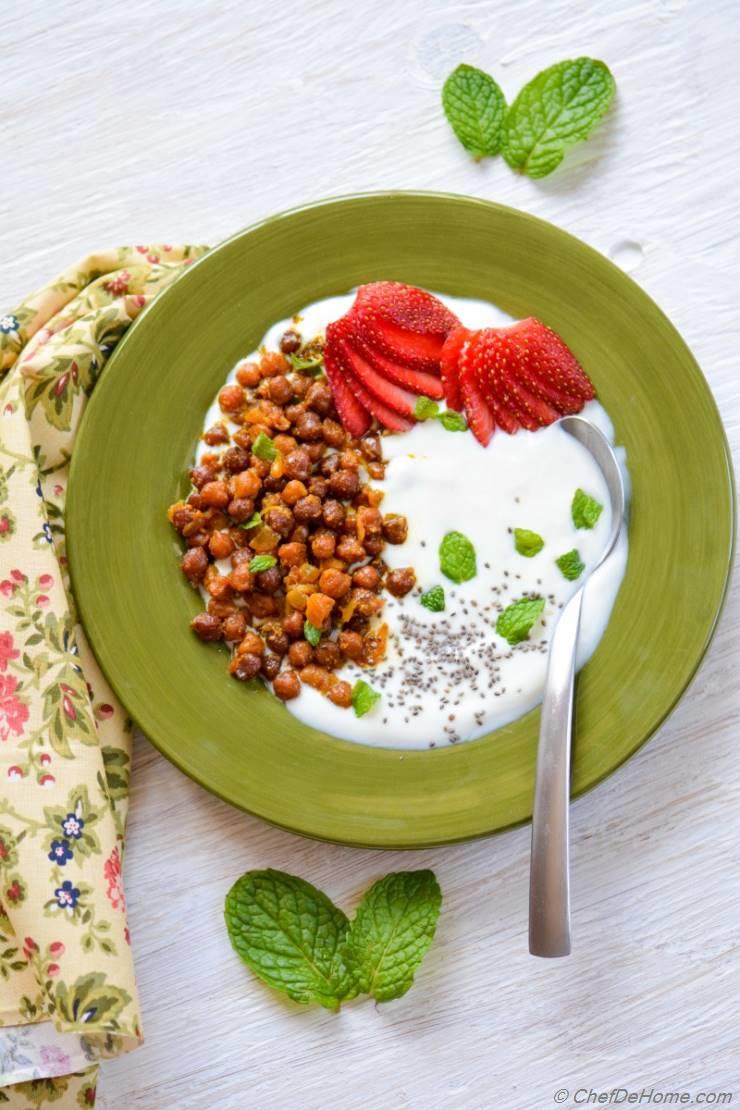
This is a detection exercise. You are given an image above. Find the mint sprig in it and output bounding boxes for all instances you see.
[514,528,544,558]
[413,397,468,433]
[496,596,545,645]
[439,530,477,584]
[225,869,442,1009]
[571,488,604,529]
[442,57,615,178]
[248,554,277,573]
[352,679,381,718]
[224,870,352,1010]
[442,64,507,160]
[555,548,585,581]
[252,432,279,463]
[414,396,439,420]
[343,872,442,1002]
[304,620,321,647]
[420,585,445,612]
[239,510,262,531]
[502,58,616,179]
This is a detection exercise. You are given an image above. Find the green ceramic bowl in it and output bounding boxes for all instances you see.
[67,193,734,848]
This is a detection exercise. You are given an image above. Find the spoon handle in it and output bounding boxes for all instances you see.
[529,589,584,958]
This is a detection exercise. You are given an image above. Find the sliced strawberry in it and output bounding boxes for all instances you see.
[335,335,418,419]
[458,344,495,446]
[350,304,445,372]
[503,379,560,427]
[346,332,444,399]
[355,282,459,338]
[504,318,595,402]
[439,326,470,412]
[328,330,414,433]
[323,344,371,437]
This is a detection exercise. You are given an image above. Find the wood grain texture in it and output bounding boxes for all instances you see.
[3,1,739,1107]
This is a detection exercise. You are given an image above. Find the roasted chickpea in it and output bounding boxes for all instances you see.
[232,469,262,499]
[262,505,294,538]
[191,612,222,641]
[229,563,254,592]
[283,447,312,482]
[295,411,323,441]
[382,513,408,544]
[247,593,277,618]
[181,546,208,584]
[338,629,364,660]
[352,564,380,590]
[290,374,312,398]
[305,441,325,463]
[320,453,341,477]
[198,481,229,508]
[299,664,331,692]
[236,361,261,388]
[255,566,282,594]
[315,640,341,670]
[260,652,282,681]
[360,434,382,461]
[227,497,256,523]
[305,381,333,415]
[282,610,305,640]
[290,524,310,544]
[219,384,245,412]
[273,670,301,700]
[310,530,336,560]
[203,423,230,446]
[229,653,262,680]
[268,375,294,405]
[278,541,307,567]
[352,588,384,617]
[327,680,352,708]
[336,536,366,564]
[208,531,235,560]
[322,419,346,448]
[222,447,250,474]
[279,330,302,354]
[288,640,314,668]
[322,499,345,531]
[319,568,351,600]
[386,567,416,597]
[281,479,308,506]
[293,494,323,524]
[263,624,290,655]
[328,469,359,500]
[260,351,289,377]
[222,611,247,642]
[364,534,386,556]
[285,402,306,423]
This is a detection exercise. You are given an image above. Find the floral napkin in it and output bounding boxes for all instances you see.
[0,245,208,1107]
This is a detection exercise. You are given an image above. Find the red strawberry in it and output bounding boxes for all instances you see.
[328,330,414,433]
[350,283,459,372]
[329,325,418,419]
[323,345,371,438]
[439,326,471,412]
[458,343,495,446]
[344,326,444,398]
[355,282,459,337]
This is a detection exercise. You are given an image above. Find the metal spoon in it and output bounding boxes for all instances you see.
[528,415,625,958]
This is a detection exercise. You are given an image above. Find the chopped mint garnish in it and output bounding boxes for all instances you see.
[252,432,279,462]
[414,396,440,420]
[571,488,604,529]
[303,620,321,647]
[343,871,442,1002]
[438,410,468,432]
[442,63,507,160]
[224,870,353,1010]
[496,596,545,645]
[439,531,477,584]
[514,528,544,558]
[420,585,446,612]
[555,549,585,581]
[352,680,381,718]
[248,554,277,573]
[502,58,616,179]
[239,511,262,530]
[288,351,324,375]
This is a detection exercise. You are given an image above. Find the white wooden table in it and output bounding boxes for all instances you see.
[4,2,740,1107]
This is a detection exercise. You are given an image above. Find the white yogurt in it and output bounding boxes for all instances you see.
[197,293,629,750]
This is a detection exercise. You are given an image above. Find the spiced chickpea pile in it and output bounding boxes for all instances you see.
[167,331,417,709]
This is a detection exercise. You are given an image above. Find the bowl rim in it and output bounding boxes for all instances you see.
[67,190,736,848]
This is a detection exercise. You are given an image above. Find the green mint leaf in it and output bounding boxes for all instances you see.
[439,530,477,583]
[248,554,277,573]
[502,58,616,179]
[414,396,440,420]
[438,410,468,432]
[343,871,442,1002]
[496,596,545,645]
[555,549,585,581]
[304,620,321,647]
[420,585,445,612]
[288,350,324,373]
[514,528,544,558]
[352,680,381,718]
[239,511,262,531]
[442,64,507,160]
[571,488,604,529]
[224,869,352,1010]
[252,432,279,462]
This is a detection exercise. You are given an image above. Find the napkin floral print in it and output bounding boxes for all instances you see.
[0,245,208,1102]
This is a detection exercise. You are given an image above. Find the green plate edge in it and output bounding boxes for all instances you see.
[67,191,736,849]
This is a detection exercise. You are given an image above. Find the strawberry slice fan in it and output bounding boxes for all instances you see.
[323,283,596,445]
